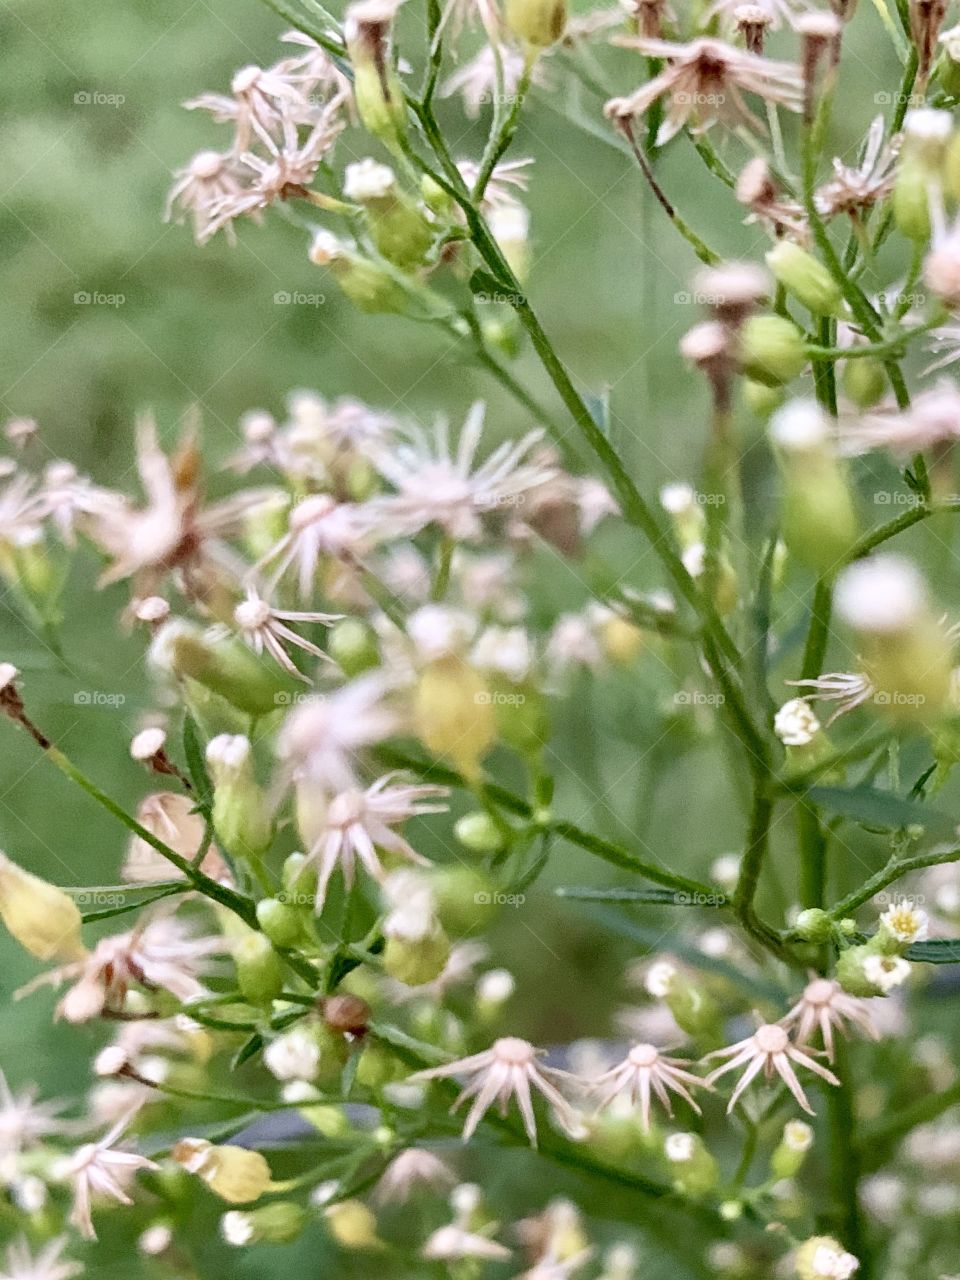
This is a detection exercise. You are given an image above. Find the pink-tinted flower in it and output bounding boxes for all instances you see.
[780,978,879,1061]
[64,1113,158,1239]
[704,1022,840,1115]
[411,1037,580,1146]
[589,1043,709,1130]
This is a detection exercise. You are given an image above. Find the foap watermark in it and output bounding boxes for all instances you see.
[874,490,923,507]
[274,290,326,307]
[274,690,327,707]
[674,690,725,706]
[74,89,126,108]
[474,291,526,305]
[475,890,525,908]
[73,690,126,708]
[673,890,727,906]
[73,889,127,909]
[74,291,125,308]
[874,90,925,106]
[874,690,926,709]
[475,690,526,706]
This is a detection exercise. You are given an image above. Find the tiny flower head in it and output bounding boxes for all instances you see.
[410,1037,580,1146]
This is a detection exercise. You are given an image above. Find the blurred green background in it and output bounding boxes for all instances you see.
[0,0,951,1272]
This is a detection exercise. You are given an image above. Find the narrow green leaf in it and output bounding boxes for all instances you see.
[908,938,960,963]
[809,784,958,839]
[182,714,213,811]
[556,886,727,907]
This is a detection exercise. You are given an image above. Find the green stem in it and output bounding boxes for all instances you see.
[827,845,960,919]
[373,744,719,897]
[826,1042,870,1274]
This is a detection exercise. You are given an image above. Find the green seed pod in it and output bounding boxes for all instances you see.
[794,907,833,943]
[893,158,931,242]
[769,400,859,575]
[743,378,785,417]
[345,5,407,148]
[454,810,506,854]
[664,1133,719,1197]
[234,932,284,1007]
[150,620,291,717]
[738,314,807,387]
[206,734,273,859]
[842,354,887,409]
[766,241,843,317]
[429,865,500,934]
[328,618,381,677]
[256,897,307,949]
[223,1202,307,1246]
[382,928,451,986]
[505,0,566,44]
[770,1120,814,1179]
[835,556,952,722]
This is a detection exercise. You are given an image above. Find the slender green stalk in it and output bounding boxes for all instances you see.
[827,845,960,919]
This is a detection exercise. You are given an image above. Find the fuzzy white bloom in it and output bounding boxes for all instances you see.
[784,1120,814,1151]
[660,482,697,516]
[263,1027,321,1082]
[862,954,912,993]
[644,959,678,998]
[407,605,476,660]
[221,1211,255,1246]
[382,869,438,942]
[309,230,344,264]
[476,968,515,1004]
[880,901,929,944]
[343,157,396,201]
[903,106,953,143]
[710,854,741,890]
[834,556,927,635]
[130,728,166,762]
[64,1113,159,1239]
[681,542,707,579]
[0,662,19,692]
[769,399,829,451]
[1,1237,83,1280]
[134,597,171,624]
[471,626,533,682]
[803,1239,860,1278]
[138,1224,173,1256]
[774,698,822,747]
[206,733,251,777]
[664,1132,697,1162]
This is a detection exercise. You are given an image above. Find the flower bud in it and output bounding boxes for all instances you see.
[769,399,858,574]
[454,810,506,854]
[795,907,833,943]
[414,656,496,780]
[383,928,451,986]
[150,620,290,717]
[766,241,843,317]
[328,618,380,676]
[774,698,833,772]
[325,1199,385,1250]
[206,734,273,859]
[355,1040,406,1088]
[738,314,807,386]
[842,354,887,409]
[505,0,567,46]
[743,378,785,417]
[835,556,952,721]
[660,483,705,549]
[234,931,284,1007]
[256,897,309,949]
[344,0,407,147]
[310,234,411,315]
[771,1120,814,1179]
[345,160,433,270]
[173,1139,273,1203]
[222,1202,307,1246]
[429,865,500,934]
[664,1132,719,1196]
[793,1236,860,1280]
[282,850,318,903]
[893,158,933,242]
[0,851,85,961]
[836,941,911,995]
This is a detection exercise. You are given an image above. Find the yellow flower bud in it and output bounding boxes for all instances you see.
[173,1139,273,1204]
[0,852,85,961]
[766,241,843,317]
[505,0,567,46]
[413,656,496,779]
[324,1199,385,1250]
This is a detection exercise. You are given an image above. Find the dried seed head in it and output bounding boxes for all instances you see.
[734,5,771,53]
[691,262,771,324]
[322,993,372,1033]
